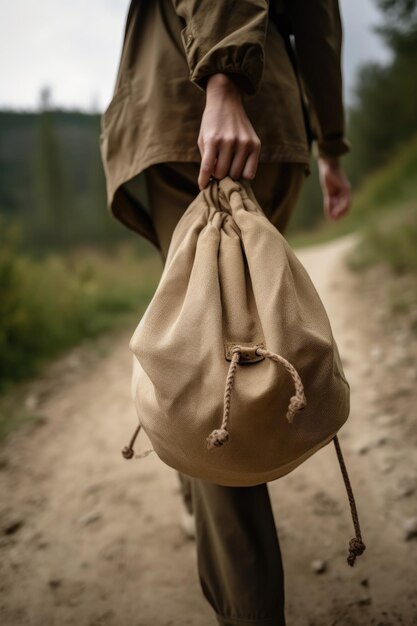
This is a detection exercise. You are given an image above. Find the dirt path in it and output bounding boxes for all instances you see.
[1,235,417,626]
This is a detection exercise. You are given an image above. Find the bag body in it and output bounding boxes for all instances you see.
[129,176,350,486]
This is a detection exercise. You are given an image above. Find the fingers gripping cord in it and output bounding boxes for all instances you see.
[206,345,307,450]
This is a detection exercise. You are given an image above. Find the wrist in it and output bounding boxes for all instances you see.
[318,155,341,169]
[206,73,243,102]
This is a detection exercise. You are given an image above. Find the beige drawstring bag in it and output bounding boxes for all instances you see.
[124,176,366,566]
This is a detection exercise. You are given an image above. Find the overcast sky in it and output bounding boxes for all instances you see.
[0,0,391,112]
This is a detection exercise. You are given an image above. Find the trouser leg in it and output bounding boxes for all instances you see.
[125,161,305,625]
[191,479,286,626]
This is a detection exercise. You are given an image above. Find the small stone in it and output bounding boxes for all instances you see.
[357,596,372,607]
[25,394,39,411]
[311,559,327,574]
[358,445,369,455]
[3,520,24,536]
[353,440,370,455]
[360,578,369,588]
[403,517,417,541]
[49,578,62,589]
[79,511,102,526]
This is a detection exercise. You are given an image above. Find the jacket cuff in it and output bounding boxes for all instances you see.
[316,135,351,159]
[182,27,264,96]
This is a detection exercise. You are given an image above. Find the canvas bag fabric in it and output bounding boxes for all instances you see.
[125,176,366,566]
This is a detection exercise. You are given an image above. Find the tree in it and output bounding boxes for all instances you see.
[33,87,71,251]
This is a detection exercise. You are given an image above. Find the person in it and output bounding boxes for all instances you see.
[100,1,352,624]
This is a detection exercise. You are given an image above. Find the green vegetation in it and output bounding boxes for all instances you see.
[0,222,161,392]
[346,138,417,276]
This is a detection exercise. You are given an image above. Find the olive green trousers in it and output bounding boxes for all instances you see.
[124,161,305,626]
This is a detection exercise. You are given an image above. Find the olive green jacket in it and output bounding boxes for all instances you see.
[100,0,350,251]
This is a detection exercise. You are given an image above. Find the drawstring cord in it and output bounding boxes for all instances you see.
[332,434,367,566]
[122,424,142,459]
[205,347,241,448]
[121,423,153,460]
[206,345,306,449]
[207,344,366,567]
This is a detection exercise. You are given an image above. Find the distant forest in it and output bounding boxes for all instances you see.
[0,105,137,256]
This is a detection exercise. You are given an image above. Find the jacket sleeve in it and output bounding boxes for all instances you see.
[284,0,350,158]
[170,0,269,95]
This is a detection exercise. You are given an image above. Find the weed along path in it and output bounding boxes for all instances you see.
[1,235,417,626]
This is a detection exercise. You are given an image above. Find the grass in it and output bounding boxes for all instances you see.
[0,224,161,393]
[347,201,417,274]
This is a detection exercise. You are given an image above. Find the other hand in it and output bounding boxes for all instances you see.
[318,156,352,220]
[197,73,261,190]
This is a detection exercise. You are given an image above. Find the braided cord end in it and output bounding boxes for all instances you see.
[347,537,366,567]
[206,428,229,450]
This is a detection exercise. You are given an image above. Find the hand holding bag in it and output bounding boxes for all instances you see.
[124,176,366,566]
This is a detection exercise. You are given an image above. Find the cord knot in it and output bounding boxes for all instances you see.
[121,445,135,460]
[206,428,229,449]
[347,536,366,567]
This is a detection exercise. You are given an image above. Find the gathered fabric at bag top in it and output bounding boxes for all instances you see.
[125,176,366,567]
